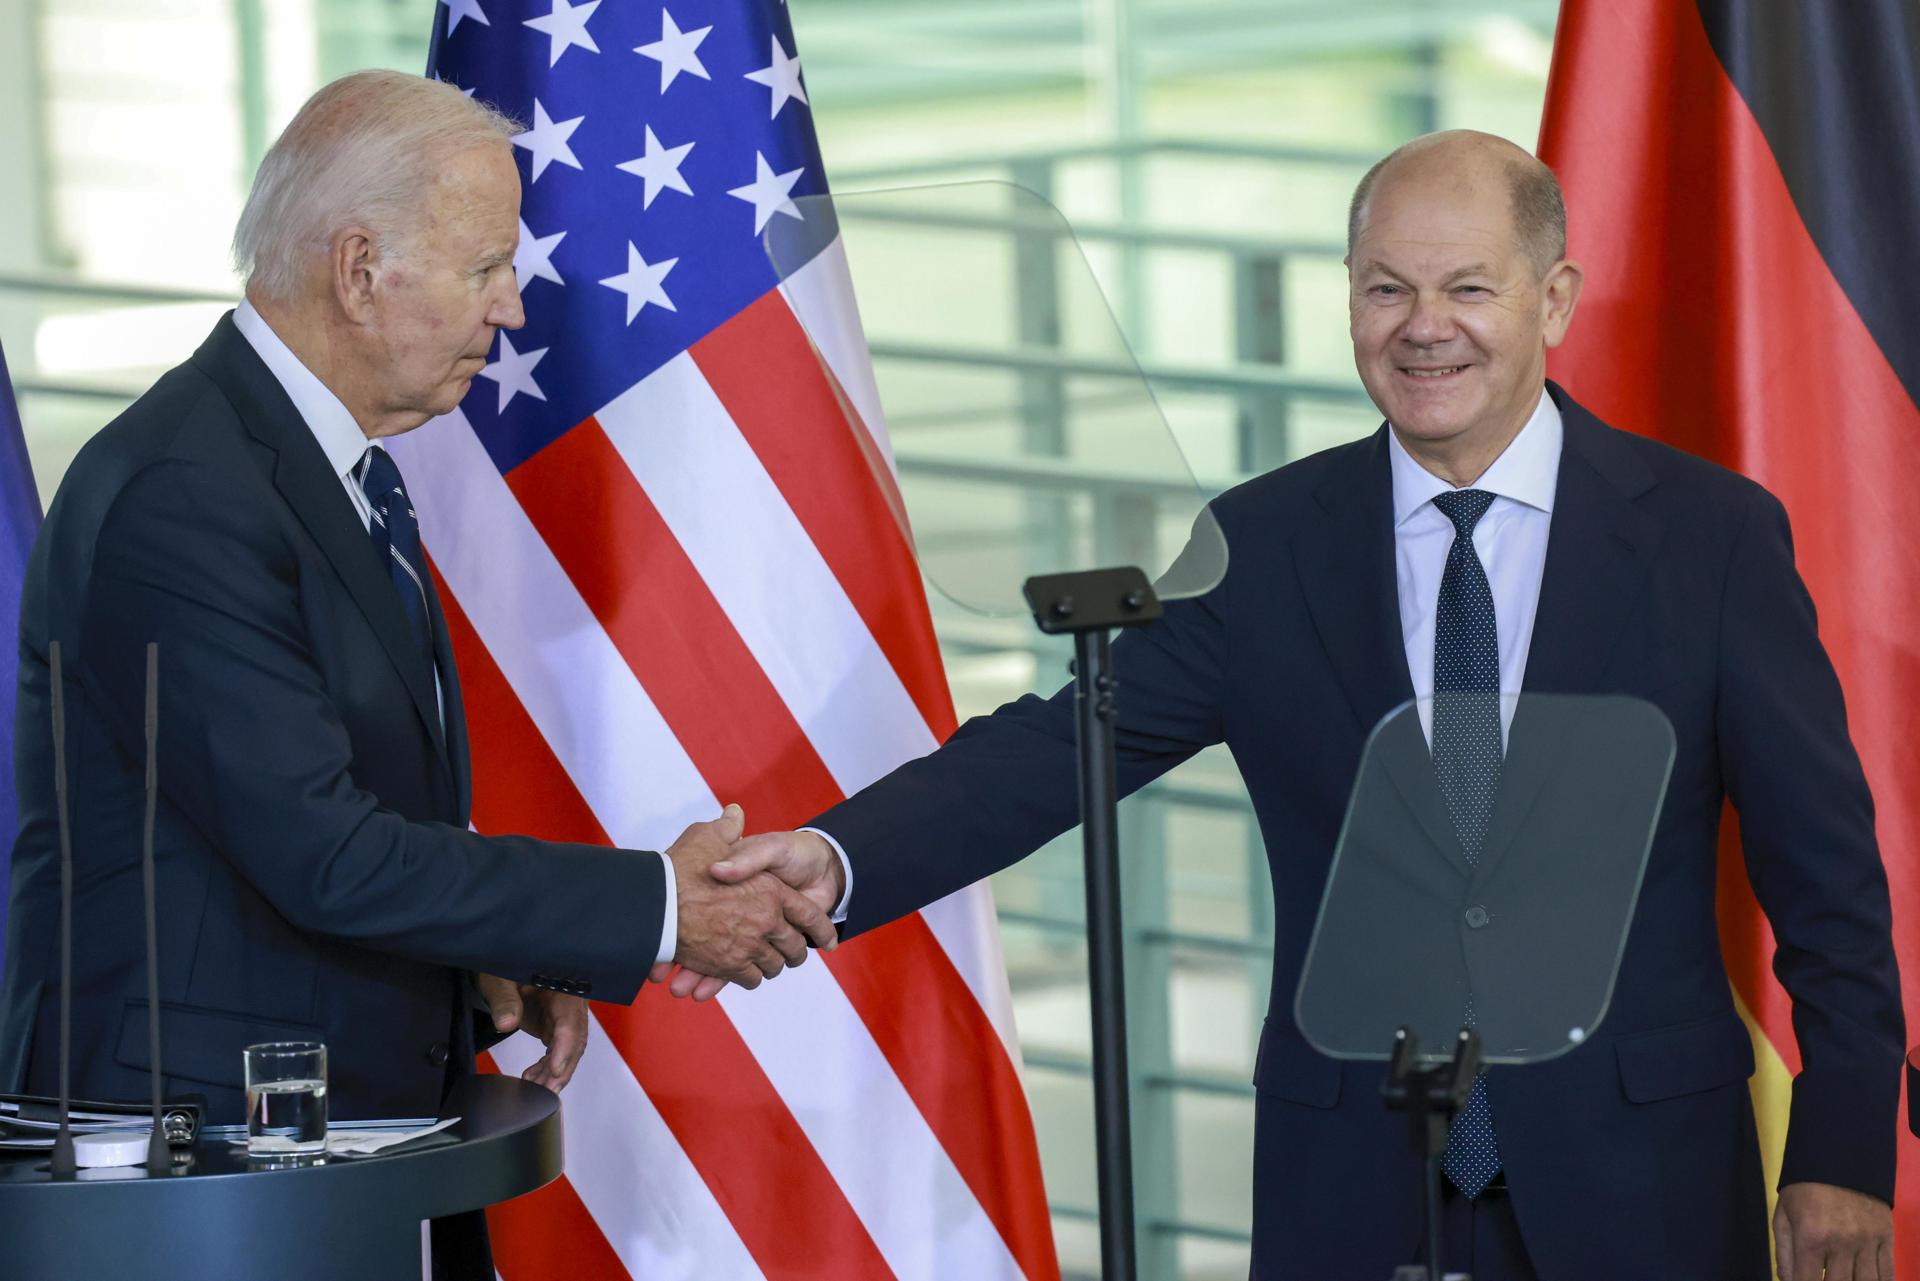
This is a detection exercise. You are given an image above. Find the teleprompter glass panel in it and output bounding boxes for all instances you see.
[1296,694,1675,1066]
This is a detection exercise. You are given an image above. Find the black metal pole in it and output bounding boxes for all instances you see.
[1424,1123,1446,1280]
[1074,627,1137,1281]
[48,642,75,1180]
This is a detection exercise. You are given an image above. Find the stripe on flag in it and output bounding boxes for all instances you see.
[692,290,951,739]
[594,353,938,794]
[397,410,715,851]
[719,965,1026,1280]
[505,418,845,829]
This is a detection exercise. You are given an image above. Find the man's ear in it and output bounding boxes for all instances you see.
[1541,258,1585,349]
[331,227,380,325]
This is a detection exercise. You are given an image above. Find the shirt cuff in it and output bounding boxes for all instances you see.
[799,827,854,923]
[655,850,677,967]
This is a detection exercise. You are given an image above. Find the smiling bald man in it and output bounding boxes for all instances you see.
[688,130,1904,1280]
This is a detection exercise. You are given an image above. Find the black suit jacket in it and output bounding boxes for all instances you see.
[812,383,1904,1280]
[0,315,664,1124]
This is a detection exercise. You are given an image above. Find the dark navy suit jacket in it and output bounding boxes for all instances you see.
[814,383,1903,1280]
[0,316,663,1125]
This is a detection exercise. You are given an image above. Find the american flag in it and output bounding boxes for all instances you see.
[396,1,1059,1278]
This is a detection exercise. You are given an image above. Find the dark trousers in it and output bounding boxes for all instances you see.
[1416,1184,1538,1281]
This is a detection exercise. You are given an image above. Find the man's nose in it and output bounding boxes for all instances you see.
[1401,291,1455,345]
[490,280,526,331]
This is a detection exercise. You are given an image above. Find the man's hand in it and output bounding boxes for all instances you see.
[1775,1181,1894,1281]
[713,829,845,913]
[666,806,837,991]
[475,972,588,1093]
[651,829,846,1001]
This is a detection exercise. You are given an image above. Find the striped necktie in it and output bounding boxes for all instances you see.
[358,446,434,665]
[1430,487,1504,1199]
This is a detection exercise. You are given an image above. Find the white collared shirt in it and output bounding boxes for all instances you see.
[231,301,680,966]
[1389,387,1562,739]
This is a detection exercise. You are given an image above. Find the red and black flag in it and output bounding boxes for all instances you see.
[1539,0,1920,1264]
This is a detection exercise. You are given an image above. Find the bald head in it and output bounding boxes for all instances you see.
[1347,131,1566,277]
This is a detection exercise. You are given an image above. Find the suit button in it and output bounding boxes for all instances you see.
[426,1042,450,1068]
[1464,905,1491,929]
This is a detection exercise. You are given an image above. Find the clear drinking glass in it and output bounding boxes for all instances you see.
[244,1041,328,1156]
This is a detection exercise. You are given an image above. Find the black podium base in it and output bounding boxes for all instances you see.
[0,1074,561,1281]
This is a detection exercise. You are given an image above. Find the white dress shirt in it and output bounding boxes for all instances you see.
[1390,387,1562,740]
[231,301,679,966]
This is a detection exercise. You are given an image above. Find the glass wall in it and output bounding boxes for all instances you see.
[0,1,1558,1275]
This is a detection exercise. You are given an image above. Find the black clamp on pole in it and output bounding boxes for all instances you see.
[1384,1026,1482,1281]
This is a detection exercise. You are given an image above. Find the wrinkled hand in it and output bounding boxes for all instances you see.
[475,972,588,1093]
[664,806,837,993]
[1775,1181,1894,1281]
[652,829,846,1001]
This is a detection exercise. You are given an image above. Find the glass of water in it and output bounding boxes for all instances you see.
[244,1041,328,1157]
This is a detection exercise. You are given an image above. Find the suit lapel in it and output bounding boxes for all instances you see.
[193,316,454,780]
[1295,429,1466,864]
[1477,387,1661,878]
[1294,427,1416,737]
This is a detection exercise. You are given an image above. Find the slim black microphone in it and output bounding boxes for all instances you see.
[141,643,167,1175]
[47,642,75,1179]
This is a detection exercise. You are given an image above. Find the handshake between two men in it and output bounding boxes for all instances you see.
[478,806,847,1092]
[649,804,846,999]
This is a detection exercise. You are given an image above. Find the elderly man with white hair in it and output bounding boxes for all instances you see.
[0,70,833,1276]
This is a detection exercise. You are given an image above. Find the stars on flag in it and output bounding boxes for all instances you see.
[441,0,488,36]
[743,35,808,119]
[515,218,566,290]
[522,0,600,68]
[514,99,584,181]
[635,10,712,93]
[727,153,806,234]
[616,127,696,208]
[436,0,829,446]
[478,333,549,412]
[599,243,679,322]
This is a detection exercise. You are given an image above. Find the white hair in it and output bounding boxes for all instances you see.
[232,70,521,301]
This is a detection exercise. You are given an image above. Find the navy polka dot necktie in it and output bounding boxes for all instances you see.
[1430,488,1504,1199]
[358,447,434,666]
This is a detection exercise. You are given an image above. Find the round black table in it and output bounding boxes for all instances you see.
[0,1075,562,1280]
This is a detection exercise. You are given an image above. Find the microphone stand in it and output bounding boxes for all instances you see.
[141,643,168,1174]
[47,643,75,1180]
[44,641,172,1177]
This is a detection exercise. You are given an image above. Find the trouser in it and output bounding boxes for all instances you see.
[1415,1178,1539,1281]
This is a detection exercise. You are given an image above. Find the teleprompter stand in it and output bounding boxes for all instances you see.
[1383,1025,1482,1281]
[1296,695,1677,1281]
[1024,565,1163,1281]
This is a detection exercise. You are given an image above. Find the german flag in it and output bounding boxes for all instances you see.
[1539,0,1920,1270]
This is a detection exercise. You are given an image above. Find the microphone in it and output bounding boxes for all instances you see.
[47,642,75,1180]
[141,642,167,1174]
[44,642,171,1176]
